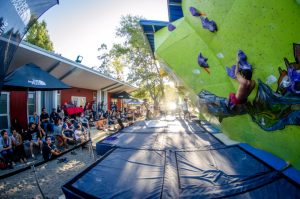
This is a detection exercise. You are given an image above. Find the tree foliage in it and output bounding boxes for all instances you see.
[97,15,165,105]
[24,20,54,51]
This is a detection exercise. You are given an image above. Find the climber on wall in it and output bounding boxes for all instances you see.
[228,53,256,110]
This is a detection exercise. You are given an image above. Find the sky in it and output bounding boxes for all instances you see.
[39,0,168,67]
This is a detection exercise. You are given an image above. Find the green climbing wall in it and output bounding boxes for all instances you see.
[155,0,300,169]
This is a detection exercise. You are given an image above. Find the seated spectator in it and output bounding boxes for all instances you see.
[62,129,76,145]
[78,113,89,129]
[11,128,27,163]
[53,118,68,148]
[40,108,52,133]
[74,124,87,144]
[42,136,61,161]
[0,130,14,168]
[62,117,75,131]
[27,123,43,159]
[29,112,40,125]
[95,116,107,130]
[116,112,125,130]
[37,124,46,141]
[11,118,24,135]
[107,110,117,125]
[50,108,61,123]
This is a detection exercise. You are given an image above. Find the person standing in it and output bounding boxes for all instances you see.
[143,99,150,120]
[92,101,97,121]
[182,97,190,120]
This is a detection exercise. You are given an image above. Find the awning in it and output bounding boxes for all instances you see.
[168,0,183,22]
[8,41,137,93]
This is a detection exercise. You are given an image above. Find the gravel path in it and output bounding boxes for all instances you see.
[0,147,99,199]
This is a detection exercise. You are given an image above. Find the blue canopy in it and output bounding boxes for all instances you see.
[111,91,133,99]
[140,20,169,55]
[3,63,70,91]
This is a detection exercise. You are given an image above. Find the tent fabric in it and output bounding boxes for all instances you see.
[111,91,133,99]
[176,147,278,198]
[3,63,70,91]
[62,119,300,198]
[70,148,165,199]
[121,125,165,133]
[124,98,143,105]
[239,143,288,171]
[102,132,161,150]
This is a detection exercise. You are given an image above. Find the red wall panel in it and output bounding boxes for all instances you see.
[60,87,96,107]
[10,91,28,129]
[117,99,121,111]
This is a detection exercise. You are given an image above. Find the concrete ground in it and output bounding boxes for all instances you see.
[0,121,136,199]
[0,147,99,199]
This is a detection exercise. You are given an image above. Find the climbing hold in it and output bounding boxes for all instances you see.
[168,23,176,31]
[198,53,208,67]
[226,65,237,79]
[200,17,218,32]
[237,50,252,71]
[217,52,224,59]
[237,50,247,61]
[190,7,198,16]
[288,67,300,94]
[192,69,201,74]
[266,75,277,85]
[198,53,210,74]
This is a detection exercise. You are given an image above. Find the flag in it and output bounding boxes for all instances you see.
[0,0,59,92]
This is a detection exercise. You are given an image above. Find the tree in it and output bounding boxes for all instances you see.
[97,43,114,77]
[98,15,165,107]
[24,20,54,51]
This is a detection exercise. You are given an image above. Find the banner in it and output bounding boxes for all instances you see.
[0,0,59,92]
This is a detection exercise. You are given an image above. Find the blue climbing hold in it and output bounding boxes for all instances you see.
[168,23,176,31]
[200,17,218,32]
[198,53,209,68]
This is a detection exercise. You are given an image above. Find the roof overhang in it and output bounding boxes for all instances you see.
[140,0,183,56]
[140,20,168,56]
[168,0,183,22]
[9,41,137,93]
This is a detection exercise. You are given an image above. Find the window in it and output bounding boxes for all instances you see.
[0,92,10,131]
[27,92,36,121]
[71,96,86,107]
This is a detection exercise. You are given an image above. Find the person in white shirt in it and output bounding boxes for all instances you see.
[74,124,87,143]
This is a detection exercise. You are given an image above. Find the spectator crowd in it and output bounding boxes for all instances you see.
[0,101,140,170]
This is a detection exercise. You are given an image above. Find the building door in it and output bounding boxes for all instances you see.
[0,92,10,131]
[27,92,36,122]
